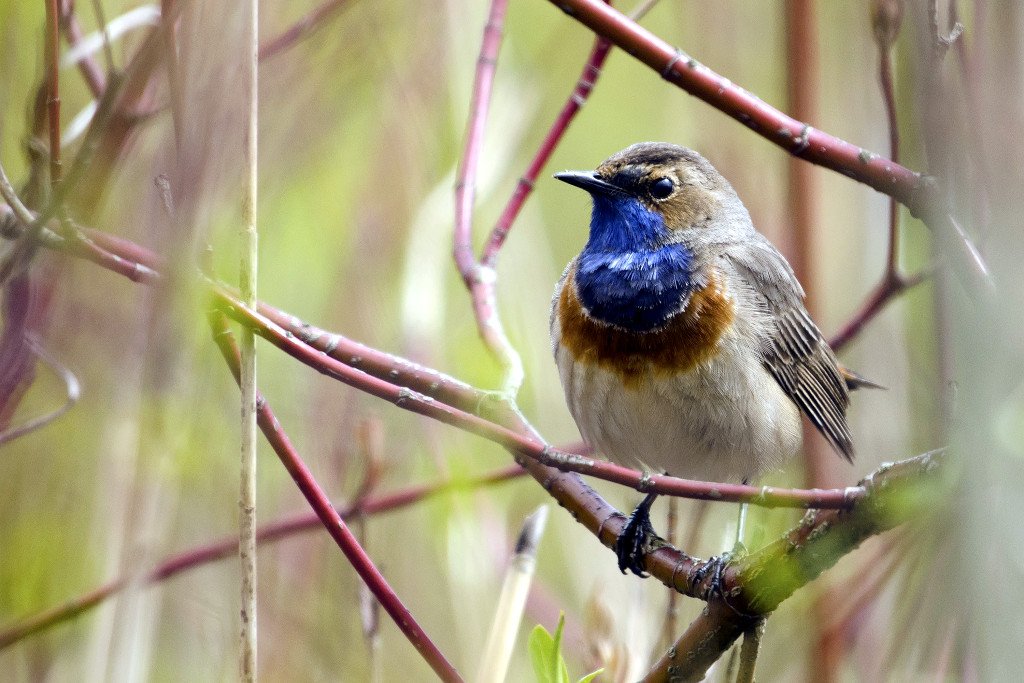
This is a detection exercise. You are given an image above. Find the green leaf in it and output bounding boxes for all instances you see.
[528,613,603,683]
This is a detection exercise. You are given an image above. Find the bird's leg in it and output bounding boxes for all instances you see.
[693,486,752,599]
[732,478,752,558]
[733,501,749,557]
[616,491,659,577]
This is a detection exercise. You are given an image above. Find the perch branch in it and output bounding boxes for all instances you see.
[642,450,944,681]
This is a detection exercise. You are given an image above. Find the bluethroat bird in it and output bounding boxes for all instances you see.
[551,142,861,575]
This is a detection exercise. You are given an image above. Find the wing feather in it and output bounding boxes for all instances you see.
[726,238,854,461]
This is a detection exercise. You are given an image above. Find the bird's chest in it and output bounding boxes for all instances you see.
[552,262,800,479]
[553,337,796,480]
[556,261,736,388]
[573,244,696,332]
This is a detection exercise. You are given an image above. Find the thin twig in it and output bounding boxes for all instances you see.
[874,0,903,277]
[59,0,107,96]
[239,0,260,676]
[827,2,921,355]
[545,0,991,291]
[453,0,524,395]
[0,161,36,227]
[475,0,659,266]
[258,0,354,61]
[0,464,525,650]
[208,314,463,682]
[19,67,127,234]
[480,0,613,267]
[829,270,927,352]
[44,0,63,189]
[0,338,80,446]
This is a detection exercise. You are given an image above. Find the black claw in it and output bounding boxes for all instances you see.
[692,542,746,598]
[691,554,727,598]
[616,493,658,577]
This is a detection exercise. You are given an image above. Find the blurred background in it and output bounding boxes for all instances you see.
[0,0,1021,680]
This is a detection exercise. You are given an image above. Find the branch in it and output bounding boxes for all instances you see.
[59,0,107,97]
[208,313,463,682]
[825,0,930,354]
[452,0,524,395]
[238,0,260,676]
[0,338,80,446]
[544,0,991,292]
[549,0,922,205]
[258,0,354,61]
[829,270,927,352]
[642,450,944,680]
[212,282,873,511]
[480,1,613,267]
[0,464,525,650]
[44,0,63,189]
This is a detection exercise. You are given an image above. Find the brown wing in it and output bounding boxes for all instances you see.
[725,237,854,461]
[763,307,853,461]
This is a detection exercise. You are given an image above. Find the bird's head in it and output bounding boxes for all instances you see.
[555,142,748,253]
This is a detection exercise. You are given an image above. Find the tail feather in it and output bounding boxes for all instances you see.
[840,366,886,392]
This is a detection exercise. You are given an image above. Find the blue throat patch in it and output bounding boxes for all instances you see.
[575,194,697,332]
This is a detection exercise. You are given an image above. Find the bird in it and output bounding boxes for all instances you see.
[549,142,859,576]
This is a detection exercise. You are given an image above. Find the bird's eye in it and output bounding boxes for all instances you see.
[649,177,674,199]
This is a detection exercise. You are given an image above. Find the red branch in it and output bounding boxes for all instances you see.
[451,0,523,391]
[480,8,613,267]
[258,0,354,61]
[829,271,925,352]
[829,1,924,354]
[876,5,902,276]
[59,0,106,97]
[208,314,463,682]
[453,0,508,284]
[547,0,926,208]
[0,465,525,650]
[546,0,992,293]
[44,0,62,188]
[212,283,870,510]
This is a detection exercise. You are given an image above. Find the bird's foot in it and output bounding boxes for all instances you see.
[616,493,659,577]
[691,541,746,599]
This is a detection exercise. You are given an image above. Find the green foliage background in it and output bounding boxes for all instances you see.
[1,1,1021,680]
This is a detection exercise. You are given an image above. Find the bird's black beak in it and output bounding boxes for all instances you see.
[554,170,626,197]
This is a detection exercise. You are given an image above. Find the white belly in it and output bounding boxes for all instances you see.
[553,334,801,482]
